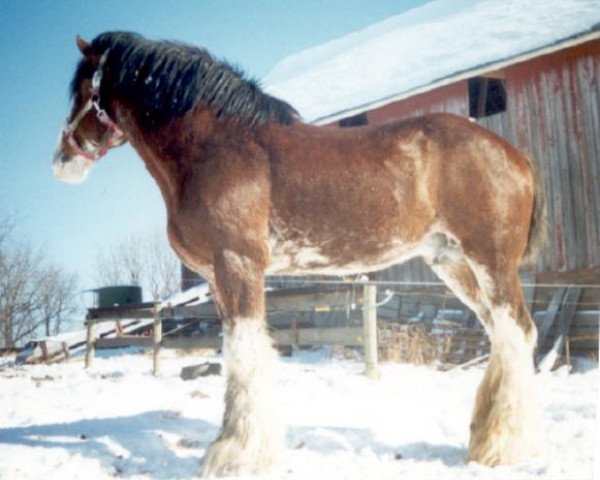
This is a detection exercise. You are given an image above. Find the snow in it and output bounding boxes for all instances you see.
[0,347,597,479]
[161,284,212,309]
[264,0,600,123]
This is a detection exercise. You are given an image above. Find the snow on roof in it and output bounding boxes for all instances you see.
[264,0,600,123]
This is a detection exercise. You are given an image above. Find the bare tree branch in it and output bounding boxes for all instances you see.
[95,228,180,301]
[0,217,79,348]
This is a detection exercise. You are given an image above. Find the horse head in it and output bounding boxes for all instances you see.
[53,36,126,183]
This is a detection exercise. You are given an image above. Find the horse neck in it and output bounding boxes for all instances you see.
[111,102,190,212]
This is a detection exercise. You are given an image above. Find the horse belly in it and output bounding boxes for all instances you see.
[266,235,423,276]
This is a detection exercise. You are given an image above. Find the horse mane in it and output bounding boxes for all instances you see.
[71,31,299,127]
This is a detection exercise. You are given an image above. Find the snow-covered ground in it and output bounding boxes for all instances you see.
[0,348,597,479]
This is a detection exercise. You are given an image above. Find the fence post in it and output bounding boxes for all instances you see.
[85,318,95,369]
[363,283,380,379]
[153,304,162,376]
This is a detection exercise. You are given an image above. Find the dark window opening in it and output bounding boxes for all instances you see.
[468,77,506,118]
[339,112,368,127]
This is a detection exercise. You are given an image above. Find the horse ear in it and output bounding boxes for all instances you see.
[76,35,90,54]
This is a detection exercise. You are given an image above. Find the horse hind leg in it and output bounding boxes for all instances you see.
[429,253,539,466]
[465,261,539,466]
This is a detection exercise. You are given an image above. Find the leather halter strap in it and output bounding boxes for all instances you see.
[62,50,124,161]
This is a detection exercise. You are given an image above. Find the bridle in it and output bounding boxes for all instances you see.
[62,50,124,161]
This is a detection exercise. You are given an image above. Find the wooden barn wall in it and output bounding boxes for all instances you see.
[501,41,600,272]
[367,81,468,123]
[367,82,468,285]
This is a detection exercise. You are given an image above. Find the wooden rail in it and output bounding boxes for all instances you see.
[82,283,597,374]
[84,285,375,376]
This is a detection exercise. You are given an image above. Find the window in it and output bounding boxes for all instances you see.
[339,112,368,127]
[468,76,506,118]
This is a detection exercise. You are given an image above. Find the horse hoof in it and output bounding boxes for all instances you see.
[468,428,540,466]
[202,436,283,478]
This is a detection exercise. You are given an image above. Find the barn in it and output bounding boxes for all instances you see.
[262,0,599,358]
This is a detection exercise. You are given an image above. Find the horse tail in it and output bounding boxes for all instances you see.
[522,154,548,265]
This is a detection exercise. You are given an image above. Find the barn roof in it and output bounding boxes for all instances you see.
[263,0,600,124]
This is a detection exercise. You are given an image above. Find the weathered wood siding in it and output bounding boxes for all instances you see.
[502,41,600,272]
[367,82,468,122]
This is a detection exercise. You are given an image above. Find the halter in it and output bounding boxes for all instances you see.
[63,50,124,161]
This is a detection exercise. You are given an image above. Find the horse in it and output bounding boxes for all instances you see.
[54,32,547,477]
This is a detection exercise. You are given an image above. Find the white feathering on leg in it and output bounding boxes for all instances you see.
[469,306,541,465]
[202,319,285,477]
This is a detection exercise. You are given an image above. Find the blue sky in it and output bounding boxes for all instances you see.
[0,0,431,293]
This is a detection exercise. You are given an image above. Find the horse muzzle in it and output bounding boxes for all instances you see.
[52,143,94,184]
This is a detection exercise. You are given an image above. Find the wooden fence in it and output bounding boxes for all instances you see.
[81,282,598,375]
[84,285,379,376]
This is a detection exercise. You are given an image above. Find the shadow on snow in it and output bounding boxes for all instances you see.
[0,410,216,478]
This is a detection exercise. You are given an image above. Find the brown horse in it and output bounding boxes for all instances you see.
[54,32,547,477]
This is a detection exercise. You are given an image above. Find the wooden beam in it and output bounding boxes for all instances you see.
[536,288,566,353]
[363,284,380,379]
[162,336,222,350]
[85,320,96,368]
[153,306,162,376]
[272,327,363,347]
[169,286,363,319]
[539,287,582,372]
[87,306,157,322]
[94,327,364,351]
[96,337,153,349]
[481,69,506,79]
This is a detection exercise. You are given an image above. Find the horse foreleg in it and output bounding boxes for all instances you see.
[202,249,284,478]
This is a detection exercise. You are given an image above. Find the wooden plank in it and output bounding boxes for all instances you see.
[569,342,599,351]
[265,286,365,314]
[162,336,222,350]
[539,286,582,371]
[96,337,153,349]
[95,326,364,351]
[87,307,157,322]
[363,284,380,379]
[546,325,599,339]
[61,342,70,359]
[153,307,162,376]
[571,311,600,327]
[536,288,566,351]
[40,341,49,361]
[169,302,218,319]
[272,327,363,347]
[85,321,96,368]
[170,286,364,320]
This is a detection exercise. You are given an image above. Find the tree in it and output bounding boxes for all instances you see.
[0,218,79,348]
[95,229,180,301]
